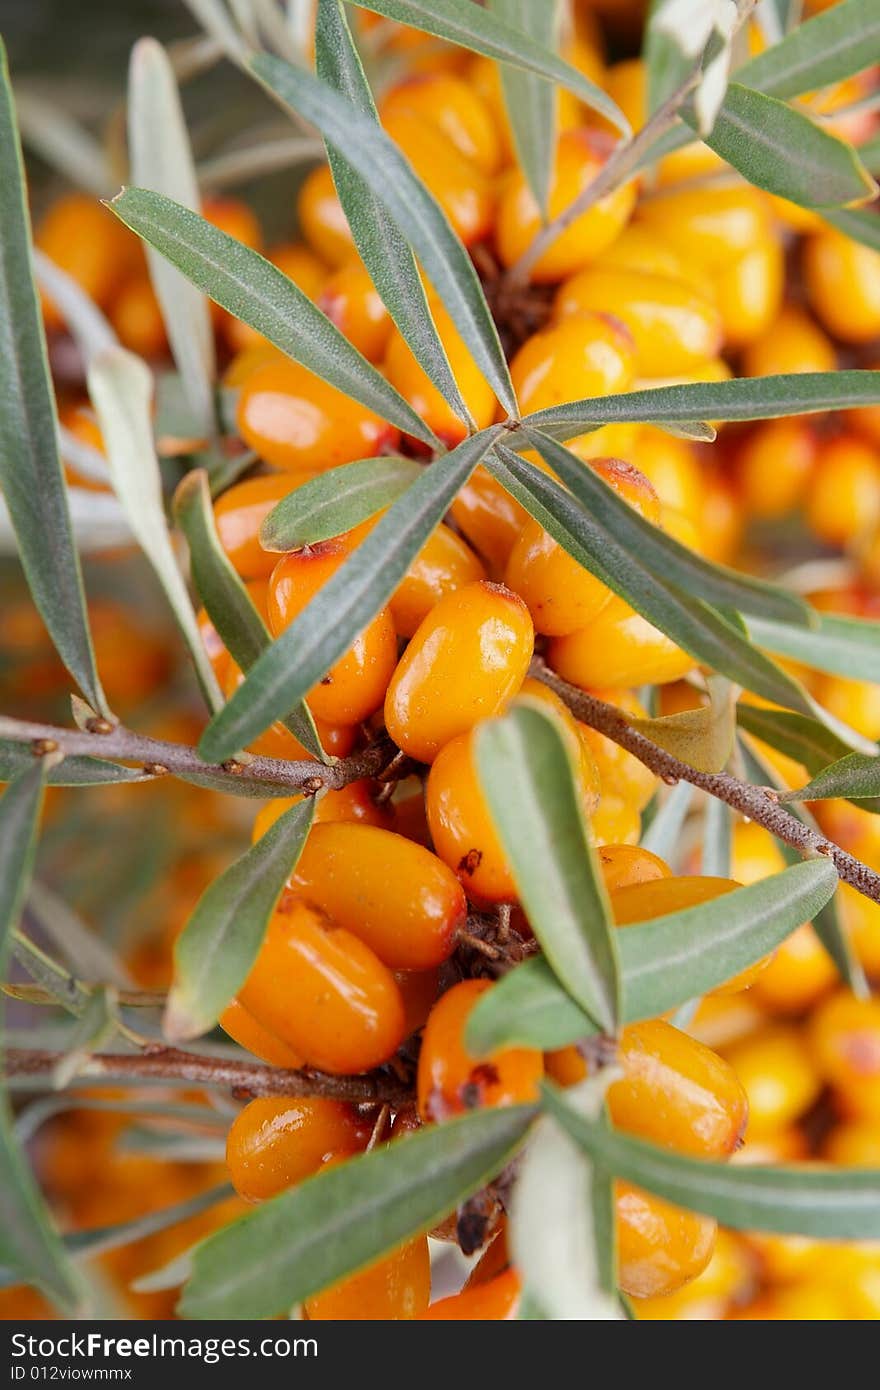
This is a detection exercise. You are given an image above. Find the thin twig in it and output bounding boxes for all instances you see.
[531,659,880,906]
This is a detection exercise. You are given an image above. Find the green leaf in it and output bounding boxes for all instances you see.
[488,445,817,719]
[522,370,880,435]
[174,470,325,762]
[199,426,500,762]
[260,455,423,551]
[781,751,880,809]
[644,0,695,114]
[179,1106,534,1318]
[474,703,620,1032]
[685,83,877,210]
[736,702,860,777]
[347,0,629,133]
[544,1084,880,1240]
[823,206,880,253]
[249,53,516,416]
[639,781,694,862]
[164,797,315,1041]
[86,349,223,713]
[314,0,471,425]
[465,859,839,1053]
[702,796,733,878]
[0,743,143,788]
[128,38,216,435]
[860,133,880,178]
[32,252,117,361]
[748,609,880,683]
[0,764,83,1312]
[9,932,90,1018]
[109,187,436,447]
[0,41,106,717]
[628,677,737,774]
[738,0,880,100]
[489,0,559,214]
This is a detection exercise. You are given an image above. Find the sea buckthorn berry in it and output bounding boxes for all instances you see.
[218,999,304,1069]
[378,73,501,175]
[838,883,880,978]
[297,164,356,266]
[850,361,880,447]
[594,223,715,300]
[449,466,530,573]
[417,979,543,1122]
[291,823,466,970]
[599,844,672,893]
[751,924,837,1015]
[268,543,397,725]
[395,968,440,1037]
[382,109,494,246]
[742,303,837,377]
[390,523,486,638]
[213,474,300,580]
[420,1268,521,1320]
[496,128,637,282]
[304,1238,431,1320]
[616,1181,717,1300]
[317,259,392,362]
[714,235,785,349]
[805,434,880,547]
[222,341,283,389]
[735,419,818,520]
[633,1228,754,1320]
[804,228,880,342]
[220,658,354,761]
[577,689,658,811]
[554,268,722,377]
[238,900,406,1074]
[224,244,327,352]
[636,185,770,272]
[110,276,167,358]
[383,299,497,446]
[226,1097,368,1202]
[621,427,705,520]
[203,196,262,251]
[36,194,141,328]
[251,781,392,843]
[505,458,659,636]
[590,795,641,847]
[821,1120,880,1166]
[809,990,880,1122]
[384,581,534,763]
[517,676,602,806]
[509,313,635,413]
[237,359,400,474]
[723,1024,821,1137]
[548,597,697,689]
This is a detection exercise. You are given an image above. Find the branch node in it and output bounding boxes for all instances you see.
[85,717,114,736]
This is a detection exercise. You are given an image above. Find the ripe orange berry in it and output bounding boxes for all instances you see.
[220,658,356,761]
[616,1182,717,1299]
[383,299,497,446]
[226,1097,368,1202]
[390,522,486,638]
[735,418,818,520]
[268,542,398,725]
[224,244,327,352]
[598,844,672,893]
[509,313,635,413]
[805,434,880,547]
[219,998,304,1069]
[505,458,659,636]
[594,223,715,300]
[590,795,642,847]
[238,900,406,1074]
[395,968,440,1037]
[383,109,494,248]
[304,1238,431,1320]
[838,883,880,978]
[449,466,529,574]
[237,358,400,474]
[577,688,658,811]
[317,259,392,362]
[420,1268,521,1320]
[251,781,392,843]
[36,194,141,328]
[110,276,167,358]
[804,228,880,342]
[741,303,837,377]
[417,979,543,1122]
[635,185,770,272]
[723,1024,821,1137]
[385,581,534,763]
[213,474,300,580]
[632,1228,754,1320]
[496,128,637,282]
[809,990,880,1122]
[850,360,880,447]
[379,73,501,175]
[714,235,785,349]
[298,165,356,266]
[629,426,706,520]
[291,822,466,970]
[548,596,697,689]
[554,268,722,377]
[821,1120,880,1166]
[203,196,262,251]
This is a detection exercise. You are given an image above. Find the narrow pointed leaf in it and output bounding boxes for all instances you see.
[489,0,558,214]
[465,859,838,1053]
[32,251,117,361]
[782,751,880,808]
[736,702,873,782]
[250,53,516,415]
[823,206,880,253]
[738,0,880,100]
[109,187,436,446]
[200,427,501,762]
[260,456,423,551]
[0,41,106,716]
[87,349,223,713]
[315,0,470,424]
[475,704,620,1031]
[544,1085,880,1240]
[702,796,733,878]
[180,1106,534,1318]
[748,609,880,682]
[640,782,694,863]
[0,744,145,787]
[165,797,315,1041]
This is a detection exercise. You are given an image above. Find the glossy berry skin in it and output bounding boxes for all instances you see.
[238,900,406,1074]
[268,542,398,725]
[317,259,392,362]
[395,968,440,1037]
[635,185,770,272]
[383,299,497,446]
[383,109,494,247]
[742,303,836,377]
[723,1024,821,1136]
[251,781,393,843]
[237,359,399,474]
[378,73,501,175]
[218,998,304,1069]
[505,458,659,636]
[509,313,635,413]
[213,474,300,580]
[110,277,167,358]
[629,426,705,520]
[220,658,357,762]
[291,823,466,970]
[804,228,880,343]
[36,194,140,328]
[417,980,543,1122]
[297,164,355,266]
[385,581,534,763]
[598,844,672,893]
[496,128,637,282]
[304,1238,431,1320]
[449,466,529,574]
[595,223,715,300]
[805,434,880,547]
[577,689,658,812]
[420,1268,521,1320]
[554,268,722,377]
[735,419,818,520]
[548,597,696,689]
[717,235,785,348]
[752,923,837,1016]
[390,523,486,638]
[226,1097,368,1202]
[809,991,880,1122]
[617,1182,717,1300]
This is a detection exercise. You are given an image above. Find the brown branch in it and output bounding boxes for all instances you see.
[0,715,397,798]
[4,1046,411,1105]
[531,659,880,906]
